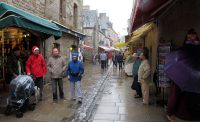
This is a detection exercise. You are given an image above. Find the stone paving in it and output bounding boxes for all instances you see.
[0,62,105,122]
[0,63,198,122]
[91,68,196,122]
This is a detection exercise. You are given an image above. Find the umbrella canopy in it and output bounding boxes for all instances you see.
[164,45,200,93]
[82,44,93,50]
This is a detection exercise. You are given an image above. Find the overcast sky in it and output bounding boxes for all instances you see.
[83,0,134,36]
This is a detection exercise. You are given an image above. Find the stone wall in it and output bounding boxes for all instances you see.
[158,0,200,48]
[44,34,79,83]
[2,0,83,32]
[44,0,83,31]
[44,34,79,61]
[1,0,45,17]
[45,0,60,21]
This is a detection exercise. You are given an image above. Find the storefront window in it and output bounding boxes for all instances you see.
[0,27,33,87]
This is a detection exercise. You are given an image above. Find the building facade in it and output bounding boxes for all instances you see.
[82,6,99,49]
[0,0,84,89]
[1,0,83,57]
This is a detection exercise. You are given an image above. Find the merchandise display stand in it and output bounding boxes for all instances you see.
[156,42,171,107]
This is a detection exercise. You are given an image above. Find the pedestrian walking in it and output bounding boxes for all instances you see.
[100,51,107,69]
[106,52,109,68]
[116,52,124,71]
[112,52,117,68]
[132,53,142,98]
[6,47,24,84]
[67,53,84,103]
[26,46,47,101]
[138,52,151,105]
[47,47,66,103]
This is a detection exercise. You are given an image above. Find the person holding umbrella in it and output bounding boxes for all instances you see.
[166,29,200,121]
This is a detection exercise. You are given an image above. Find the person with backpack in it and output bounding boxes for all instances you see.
[67,53,84,103]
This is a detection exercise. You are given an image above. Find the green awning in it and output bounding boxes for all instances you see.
[52,21,86,40]
[0,2,62,38]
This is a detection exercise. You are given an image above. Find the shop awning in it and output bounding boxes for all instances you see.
[98,46,112,52]
[52,21,86,40]
[82,44,93,50]
[128,22,155,44]
[114,41,127,48]
[130,0,174,33]
[110,47,120,51]
[0,2,62,38]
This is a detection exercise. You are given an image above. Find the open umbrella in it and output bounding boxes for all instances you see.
[164,45,200,93]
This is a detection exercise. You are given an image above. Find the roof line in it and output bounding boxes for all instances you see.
[51,20,85,36]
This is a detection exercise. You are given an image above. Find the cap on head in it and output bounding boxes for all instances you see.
[32,46,39,53]
[72,53,78,58]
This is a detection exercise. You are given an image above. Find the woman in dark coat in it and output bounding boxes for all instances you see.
[6,47,24,83]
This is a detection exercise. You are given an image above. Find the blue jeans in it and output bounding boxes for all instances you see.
[70,81,83,99]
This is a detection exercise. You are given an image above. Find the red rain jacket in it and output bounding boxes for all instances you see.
[26,46,47,77]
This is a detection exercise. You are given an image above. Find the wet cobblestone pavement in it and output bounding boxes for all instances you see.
[0,63,107,122]
[91,69,168,122]
[90,67,197,122]
[0,63,197,122]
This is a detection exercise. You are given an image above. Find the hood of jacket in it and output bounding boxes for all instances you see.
[32,46,39,53]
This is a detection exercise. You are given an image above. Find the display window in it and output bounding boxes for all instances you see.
[0,27,40,90]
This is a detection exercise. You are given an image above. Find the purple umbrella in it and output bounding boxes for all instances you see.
[164,45,200,93]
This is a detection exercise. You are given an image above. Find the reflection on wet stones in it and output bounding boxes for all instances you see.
[61,116,74,122]
[71,68,112,122]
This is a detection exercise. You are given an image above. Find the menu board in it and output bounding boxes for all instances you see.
[157,43,171,87]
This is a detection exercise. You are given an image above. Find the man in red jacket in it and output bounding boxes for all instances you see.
[26,46,47,101]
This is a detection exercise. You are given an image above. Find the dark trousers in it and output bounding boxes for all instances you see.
[106,60,108,68]
[113,61,117,67]
[35,77,44,99]
[101,60,106,69]
[134,75,142,96]
[51,78,64,100]
[118,61,123,70]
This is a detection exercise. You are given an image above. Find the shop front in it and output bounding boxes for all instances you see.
[129,0,200,108]
[0,27,42,90]
[0,2,62,91]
